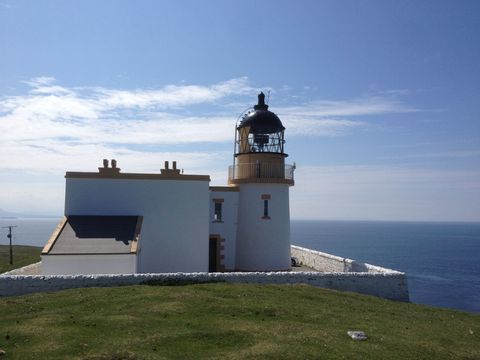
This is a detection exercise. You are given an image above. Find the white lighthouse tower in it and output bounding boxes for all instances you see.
[230,92,295,271]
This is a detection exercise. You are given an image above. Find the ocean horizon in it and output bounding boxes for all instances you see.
[1,217,479,314]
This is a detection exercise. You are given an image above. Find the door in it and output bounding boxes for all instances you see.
[209,237,218,272]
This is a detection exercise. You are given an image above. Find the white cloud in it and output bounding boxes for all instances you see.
[0,78,416,152]
[0,77,253,178]
[278,96,417,118]
[286,117,363,136]
[95,77,253,110]
[271,95,416,137]
[1,77,430,216]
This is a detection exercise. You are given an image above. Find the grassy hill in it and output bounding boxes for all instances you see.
[0,283,478,359]
[0,245,41,274]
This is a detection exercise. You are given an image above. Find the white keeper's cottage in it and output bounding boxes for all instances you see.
[41,93,296,275]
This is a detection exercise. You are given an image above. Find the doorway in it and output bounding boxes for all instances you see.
[209,235,224,272]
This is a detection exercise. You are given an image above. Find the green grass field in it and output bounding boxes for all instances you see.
[0,283,479,360]
[0,245,41,274]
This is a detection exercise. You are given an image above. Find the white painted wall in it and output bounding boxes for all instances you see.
[64,177,210,273]
[41,254,136,275]
[209,191,239,271]
[236,183,291,271]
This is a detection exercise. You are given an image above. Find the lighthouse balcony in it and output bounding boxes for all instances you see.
[228,163,295,185]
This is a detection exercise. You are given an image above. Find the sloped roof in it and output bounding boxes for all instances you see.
[42,215,142,255]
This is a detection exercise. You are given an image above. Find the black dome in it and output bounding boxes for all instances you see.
[238,92,285,134]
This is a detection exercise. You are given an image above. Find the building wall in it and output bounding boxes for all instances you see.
[209,190,239,271]
[64,178,210,273]
[236,183,291,271]
[41,254,136,275]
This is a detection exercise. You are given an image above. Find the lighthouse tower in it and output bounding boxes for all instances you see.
[230,92,295,271]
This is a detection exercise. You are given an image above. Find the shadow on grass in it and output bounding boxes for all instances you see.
[141,278,226,286]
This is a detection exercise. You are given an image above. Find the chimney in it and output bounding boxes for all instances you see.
[99,159,120,175]
[160,160,181,176]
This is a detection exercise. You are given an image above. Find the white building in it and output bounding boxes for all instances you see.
[41,93,295,275]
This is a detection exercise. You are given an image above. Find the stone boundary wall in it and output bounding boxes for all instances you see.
[0,272,409,302]
[290,245,403,274]
[0,246,409,302]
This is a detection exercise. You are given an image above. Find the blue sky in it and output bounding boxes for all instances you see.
[0,0,479,221]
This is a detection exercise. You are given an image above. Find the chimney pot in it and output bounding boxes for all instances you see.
[164,161,169,170]
[103,159,109,168]
[111,159,117,168]
[173,161,177,170]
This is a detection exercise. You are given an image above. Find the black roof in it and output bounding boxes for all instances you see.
[238,92,285,134]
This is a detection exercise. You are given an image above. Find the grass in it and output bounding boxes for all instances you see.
[0,245,41,274]
[0,283,478,359]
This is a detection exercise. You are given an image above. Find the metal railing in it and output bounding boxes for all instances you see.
[228,163,295,182]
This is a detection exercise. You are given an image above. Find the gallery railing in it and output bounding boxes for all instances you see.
[228,163,295,184]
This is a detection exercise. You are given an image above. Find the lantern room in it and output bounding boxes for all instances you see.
[229,93,294,185]
[235,92,286,155]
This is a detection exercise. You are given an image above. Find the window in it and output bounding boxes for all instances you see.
[214,202,222,221]
[212,198,224,222]
[261,194,271,219]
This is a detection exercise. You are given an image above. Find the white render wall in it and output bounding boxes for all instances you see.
[42,254,136,275]
[64,177,210,273]
[236,183,291,271]
[209,190,239,271]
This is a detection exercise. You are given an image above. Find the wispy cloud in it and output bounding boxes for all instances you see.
[94,77,253,110]
[1,77,416,152]
[5,78,474,220]
[0,77,254,175]
[278,96,417,118]
[0,77,418,181]
[272,94,417,136]
[286,117,363,136]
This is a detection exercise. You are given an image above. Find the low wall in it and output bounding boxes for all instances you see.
[0,246,409,302]
[290,245,409,301]
[2,262,42,276]
[0,272,409,302]
[291,245,401,273]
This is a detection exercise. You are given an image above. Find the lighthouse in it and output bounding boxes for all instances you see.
[42,92,295,275]
[230,92,295,271]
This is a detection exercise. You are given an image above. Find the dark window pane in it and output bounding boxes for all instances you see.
[214,202,222,221]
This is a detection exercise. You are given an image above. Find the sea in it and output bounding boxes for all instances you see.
[1,218,479,314]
